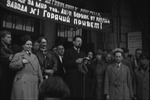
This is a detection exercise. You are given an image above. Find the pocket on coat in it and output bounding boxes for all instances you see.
[14,74,24,84]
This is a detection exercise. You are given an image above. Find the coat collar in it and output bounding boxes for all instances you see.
[20,50,36,71]
[73,47,80,54]
[111,63,123,78]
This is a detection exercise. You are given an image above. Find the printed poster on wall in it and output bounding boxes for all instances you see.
[128,31,142,55]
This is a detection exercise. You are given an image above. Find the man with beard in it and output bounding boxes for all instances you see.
[63,36,87,100]
[35,37,58,80]
[0,30,14,100]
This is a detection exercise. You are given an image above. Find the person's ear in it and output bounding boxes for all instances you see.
[73,41,75,45]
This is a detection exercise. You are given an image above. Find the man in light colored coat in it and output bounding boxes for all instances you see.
[10,35,43,100]
[104,48,133,100]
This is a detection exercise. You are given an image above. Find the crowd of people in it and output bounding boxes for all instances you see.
[0,30,149,100]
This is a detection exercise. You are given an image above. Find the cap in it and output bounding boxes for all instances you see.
[112,48,123,54]
[95,49,103,55]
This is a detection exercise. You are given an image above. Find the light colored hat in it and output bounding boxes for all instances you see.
[112,48,123,54]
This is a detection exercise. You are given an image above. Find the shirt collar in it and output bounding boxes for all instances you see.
[116,63,122,67]
[74,46,80,51]
[74,46,77,50]
[26,50,31,55]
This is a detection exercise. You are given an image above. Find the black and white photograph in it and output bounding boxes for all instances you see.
[0,0,149,100]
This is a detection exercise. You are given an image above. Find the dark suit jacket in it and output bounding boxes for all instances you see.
[0,42,14,77]
[0,42,14,99]
[55,55,66,79]
[35,49,58,77]
[0,43,13,66]
[63,47,86,98]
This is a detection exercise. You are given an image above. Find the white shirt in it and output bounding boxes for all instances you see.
[58,55,63,63]
[74,46,80,53]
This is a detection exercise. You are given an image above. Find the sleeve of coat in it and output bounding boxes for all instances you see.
[52,55,58,72]
[36,56,43,83]
[1,48,10,58]
[104,66,110,95]
[133,69,137,96]
[1,47,13,65]
[127,67,134,98]
[9,53,24,70]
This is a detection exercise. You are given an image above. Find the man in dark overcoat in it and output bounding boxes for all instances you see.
[0,30,14,100]
[134,54,149,100]
[63,36,86,100]
[35,37,58,80]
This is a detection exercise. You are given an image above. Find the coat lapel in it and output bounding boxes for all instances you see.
[116,64,122,78]
[112,64,118,77]
[112,63,122,81]
[57,55,62,64]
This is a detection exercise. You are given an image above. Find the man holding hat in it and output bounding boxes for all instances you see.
[104,48,133,100]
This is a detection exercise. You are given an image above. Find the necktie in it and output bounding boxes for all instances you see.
[117,64,120,70]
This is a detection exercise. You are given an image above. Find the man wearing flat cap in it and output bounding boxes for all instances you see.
[104,48,133,100]
[91,49,106,100]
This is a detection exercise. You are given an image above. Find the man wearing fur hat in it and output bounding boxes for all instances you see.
[104,48,133,100]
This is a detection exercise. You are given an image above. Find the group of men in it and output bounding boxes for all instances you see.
[0,30,149,100]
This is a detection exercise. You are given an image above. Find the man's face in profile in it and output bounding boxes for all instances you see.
[2,34,12,45]
[73,37,82,48]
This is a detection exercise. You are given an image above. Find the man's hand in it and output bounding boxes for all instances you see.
[106,95,110,100]
[76,58,83,64]
[22,59,29,64]
[9,54,13,61]
[45,69,54,76]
